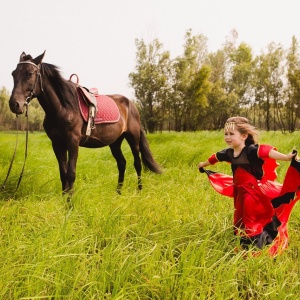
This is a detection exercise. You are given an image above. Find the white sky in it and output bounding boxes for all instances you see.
[1,0,299,98]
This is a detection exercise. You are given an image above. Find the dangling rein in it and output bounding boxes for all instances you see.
[1,104,30,193]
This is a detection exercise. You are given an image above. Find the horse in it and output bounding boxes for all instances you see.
[9,51,162,194]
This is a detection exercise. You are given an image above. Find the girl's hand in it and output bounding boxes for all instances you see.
[287,151,297,161]
[198,162,204,169]
[198,161,209,169]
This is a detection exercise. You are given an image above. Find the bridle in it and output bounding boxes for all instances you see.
[18,60,44,105]
[1,61,43,194]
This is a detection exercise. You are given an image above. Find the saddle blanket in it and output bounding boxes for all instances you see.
[78,92,120,124]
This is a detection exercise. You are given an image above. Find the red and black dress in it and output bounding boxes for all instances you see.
[204,144,300,254]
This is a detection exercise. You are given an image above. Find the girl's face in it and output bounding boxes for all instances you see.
[224,129,247,149]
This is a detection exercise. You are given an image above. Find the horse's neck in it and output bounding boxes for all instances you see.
[37,79,72,117]
[37,91,61,117]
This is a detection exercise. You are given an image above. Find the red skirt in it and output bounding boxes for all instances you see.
[202,159,300,256]
[233,168,279,237]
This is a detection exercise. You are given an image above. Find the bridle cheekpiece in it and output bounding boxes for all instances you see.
[17,61,43,105]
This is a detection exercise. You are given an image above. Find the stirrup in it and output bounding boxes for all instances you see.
[86,105,96,136]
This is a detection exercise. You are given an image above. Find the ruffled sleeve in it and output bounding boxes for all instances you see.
[258,144,279,181]
[208,153,218,165]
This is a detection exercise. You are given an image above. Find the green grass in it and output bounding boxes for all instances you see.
[0,131,300,299]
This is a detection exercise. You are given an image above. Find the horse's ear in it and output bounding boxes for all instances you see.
[19,52,27,62]
[33,50,46,66]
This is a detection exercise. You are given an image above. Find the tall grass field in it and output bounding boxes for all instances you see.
[0,130,300,299]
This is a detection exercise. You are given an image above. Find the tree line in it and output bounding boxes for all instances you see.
[129,29,300,133]
[1,29,300,133]
[0,87,44,131]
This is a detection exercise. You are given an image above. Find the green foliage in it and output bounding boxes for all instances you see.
[129,39,172,133]
[0,131,300,299]
[172,30,210,131]
[0,87,45,131]
[0,87,14,129]
[129,30,300,132]
[229,42,253,105]
[286,36,300,132]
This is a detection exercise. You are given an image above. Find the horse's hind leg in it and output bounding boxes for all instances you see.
[125,134,142,190]
[109,140,126,194]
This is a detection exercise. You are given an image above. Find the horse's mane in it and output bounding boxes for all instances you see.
[41,63,78,111]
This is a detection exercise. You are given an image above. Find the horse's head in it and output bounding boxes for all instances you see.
[9,51,46,114]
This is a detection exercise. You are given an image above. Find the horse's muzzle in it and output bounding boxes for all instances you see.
[9,99,25,114]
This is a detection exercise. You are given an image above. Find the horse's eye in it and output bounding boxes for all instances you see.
[28,71,34,77]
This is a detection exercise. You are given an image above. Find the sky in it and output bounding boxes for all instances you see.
[1,0,299,98]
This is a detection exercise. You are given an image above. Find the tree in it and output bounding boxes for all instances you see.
[127,28,300,132]
[286,36,300,132]
[28,100,45,131]
[229,42,253,108]
[0,88,45,131]
[205,31,240,129]
[172,29,209,131]
[252,43,285,131]
[0,87,14,130]
[129,38,171,133]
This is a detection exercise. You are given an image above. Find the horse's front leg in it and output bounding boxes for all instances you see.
[65,138,80,194]
[52,141,68,191]
[52,137,79,194]
[52,141,69,192]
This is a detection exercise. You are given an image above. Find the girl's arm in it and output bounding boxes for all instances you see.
[198,152,221,169]
[198,160,211,169]
[269,149,296,161]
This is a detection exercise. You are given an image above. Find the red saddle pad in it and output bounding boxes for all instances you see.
[78,94,120,124]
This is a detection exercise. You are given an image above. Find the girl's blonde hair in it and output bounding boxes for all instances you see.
[224,116,258,145]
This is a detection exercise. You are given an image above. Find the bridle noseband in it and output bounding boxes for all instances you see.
[18,61,44,105]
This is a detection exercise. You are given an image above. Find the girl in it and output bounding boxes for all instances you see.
[198,116,298,250]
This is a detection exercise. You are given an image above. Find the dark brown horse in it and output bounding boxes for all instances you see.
[9,51,162,194]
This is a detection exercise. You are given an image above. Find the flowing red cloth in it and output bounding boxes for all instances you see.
[233,168,275,237]
[201,155,300,256]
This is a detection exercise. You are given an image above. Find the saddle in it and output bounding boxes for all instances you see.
[69,74,120,136]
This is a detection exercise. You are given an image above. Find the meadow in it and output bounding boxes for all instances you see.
[0,130,300,299]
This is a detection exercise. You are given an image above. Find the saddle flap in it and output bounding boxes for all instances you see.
[77,86,98,108]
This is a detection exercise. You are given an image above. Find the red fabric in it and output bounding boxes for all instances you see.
[233,168,274,237]
[269,199,299,256]
[208,153,218,165]
[78,93,120,124]
[258,144,274,157]
[203,163,300,256]
[258,144,279,181]
[205,172,233,197]
[269,165,300,255]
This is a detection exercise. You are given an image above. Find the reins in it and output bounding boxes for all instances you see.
[16,104,30,191]
[1,105,30,193]
[1,116,19,190]
[1,60,41,193]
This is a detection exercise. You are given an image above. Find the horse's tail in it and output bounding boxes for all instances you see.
[139,130,162,174]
